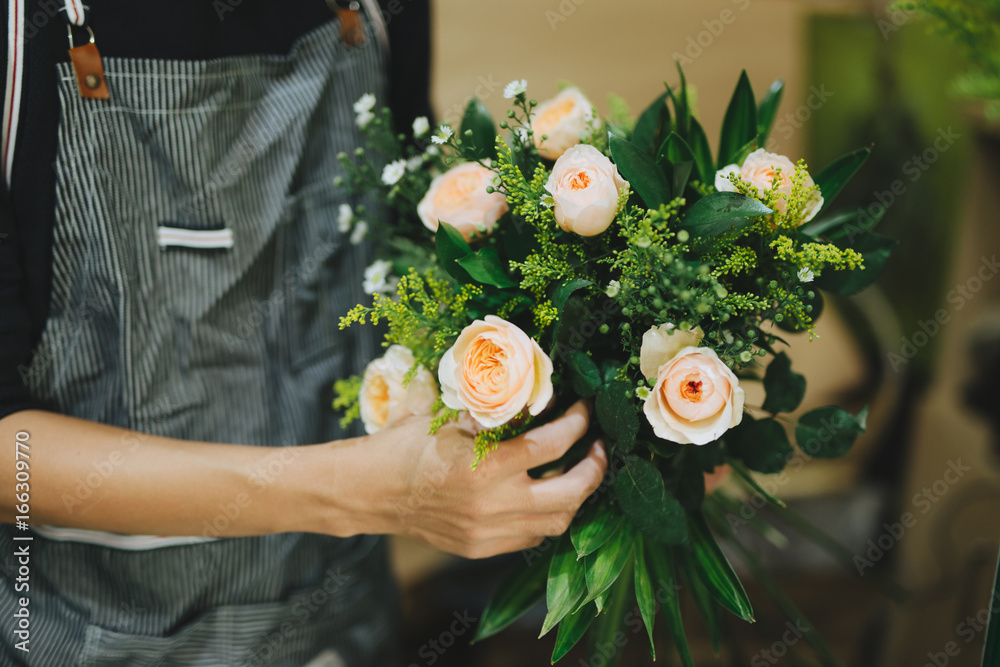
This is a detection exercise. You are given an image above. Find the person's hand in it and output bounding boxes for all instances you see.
[365,400,607,559]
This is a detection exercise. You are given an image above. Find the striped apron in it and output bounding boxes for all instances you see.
[0,9,399,666]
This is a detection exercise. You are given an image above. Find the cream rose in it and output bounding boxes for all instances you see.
[642,346,745,445]
[639,323,705,380]
[417,162,508,240]
[438,315,554,429]
[715,148,823,223]
[533,87,597,160]
[544,144,629,237]
[360,345,438,435]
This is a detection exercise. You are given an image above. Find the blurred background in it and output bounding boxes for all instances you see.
[389,0,1000,664]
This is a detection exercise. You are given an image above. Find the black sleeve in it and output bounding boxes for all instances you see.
[0,193,45,420]
[382,0,434,135]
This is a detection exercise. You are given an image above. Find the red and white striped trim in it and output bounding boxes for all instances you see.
[2,0,24,188]
[64,0,85,26]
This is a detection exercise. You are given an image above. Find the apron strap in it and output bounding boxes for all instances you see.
[64,0,86,26]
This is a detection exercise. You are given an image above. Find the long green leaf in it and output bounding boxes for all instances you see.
[460,97,497,161]
[813,147,871,213]
[572,500,626,559]
[541,535,588,637]
[551,602,597,663]
[717,70,757,168]
[456,247,516,288]
[982,546,1000,667]
[473,551,551,642]
[434,222,474,283]
[646,544,696,667]
[679,191,773,238]
[633,535,657,659]
[688,512,755,622]
[687,116,715,184]
[632,90,671,156]
[728,459,787,509]
[581,523,636,608]
[587,561,634,667]
[756,79,785,146]
[609,134,672,208]
[676,547,722,653]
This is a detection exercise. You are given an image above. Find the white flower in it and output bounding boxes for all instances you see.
[514,127,529,144]
[412,116,430,137]
[425,145,440,157]
[406,155,423,171]
[362,259,395,295]
[544,144,629,236]
[605,280,621,298]
[798,267,815,283]
[350,220,368,245]
[353,93,377,114]
[431,125,454,145]
[381,159,406,186]
[356,110,375,129]
[337,204,353,233]
[503,79,527,99]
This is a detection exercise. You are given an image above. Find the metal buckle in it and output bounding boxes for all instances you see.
[67,25,96,50]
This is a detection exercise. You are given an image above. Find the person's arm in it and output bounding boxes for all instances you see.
[0,401,606,559]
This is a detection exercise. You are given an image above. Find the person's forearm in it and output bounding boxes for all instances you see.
[0,410,382,538]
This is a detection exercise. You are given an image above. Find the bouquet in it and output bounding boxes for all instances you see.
[334,68,894,666]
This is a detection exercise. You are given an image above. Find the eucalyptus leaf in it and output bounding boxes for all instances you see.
[615,455,688,544]
[552,278,592,314]
[795,405,868,459]
[726,417,793,475]
[565,350,602,399]
[762,352,806,413]
[596,382,639,452]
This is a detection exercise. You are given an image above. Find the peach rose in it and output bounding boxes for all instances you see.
[642,346,745,445]
[715,148,823,223]
[533,87,597,160]
[438,315,554,429]
[417,162,509,240]
[544,144,629,237]
[639,323,705,381]
[360,345,438,435]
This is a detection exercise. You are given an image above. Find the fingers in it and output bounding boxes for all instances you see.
[526,440,607,513]
[498,400,591,473]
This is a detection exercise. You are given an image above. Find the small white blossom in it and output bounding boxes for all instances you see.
[514,127,529,143]
[798,267,815,283]
[381,159,406,186]
[503,79,527,99]
[412,116,430,137]
[431,125,454,145]
[605,280,621,298]
[337,204,353,233]
[350,220,368,245]
[636,386,651,400]
[355,110,375,129]
[739,350,753,363]
[425,145,440,157]
[353,93,376,114]
[362,259,395,295]
[406,155,423,171]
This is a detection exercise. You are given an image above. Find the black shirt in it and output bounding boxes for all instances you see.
[0,0,432,419]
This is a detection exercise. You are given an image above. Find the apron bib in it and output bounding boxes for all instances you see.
[1,11,399,666]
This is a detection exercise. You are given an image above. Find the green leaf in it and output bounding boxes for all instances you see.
[600,359,625,385]
[632,90,671,156]
[814,227,897,295]
[688,512,754,622]
[687,117,715,184]
[586,563,633,667]
[756,79,784,146]
[679,191,772,238]
[668,161,694,199]
[657,132,695,165]
[717,71,757,168]
[982,547,1000,667]
[460,97,497,161]
[596,381,639,453]
[670,63,691,136]
[572,500,626,559]
[795,405,868,459]
[456,246,517,288]
[581,523,636,608]
[551,601,596,662]
[541,535,588,637]
[762,352,806,413]
[727,416,794,475]
[800,205,885,239]
[676,547,722,654]
[473,548,551,642]
[727,459,786,508]
[615,455,688,544]
[609,134,672,209]
[552,278,592,315]
[646,545,696,667]
[565,350,602,399]
[633,535,657,659]
[813,147,871,213]
[434,222,474,283]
